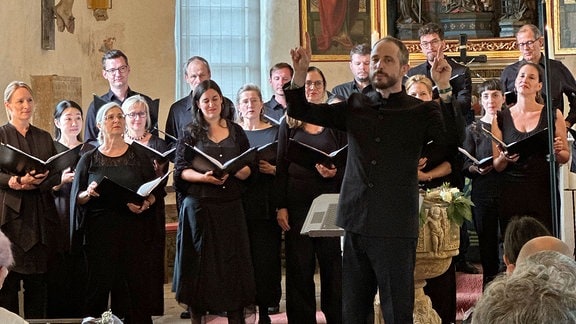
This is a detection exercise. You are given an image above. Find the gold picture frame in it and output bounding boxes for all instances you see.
[553,0,576,54]
[300,0,380,62]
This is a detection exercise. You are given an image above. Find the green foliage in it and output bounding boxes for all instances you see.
[419,183,474,227]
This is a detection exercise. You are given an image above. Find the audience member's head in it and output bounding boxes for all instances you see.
[472,250,576,323]
[503,215,550,273]
[0,230,14,289]
[515,236,573,269]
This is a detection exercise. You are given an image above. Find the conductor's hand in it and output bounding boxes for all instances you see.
[430,46,452,90]
[277,208,290,231]
[290,32,312,87]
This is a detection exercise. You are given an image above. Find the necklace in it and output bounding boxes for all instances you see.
[126,130,148,141]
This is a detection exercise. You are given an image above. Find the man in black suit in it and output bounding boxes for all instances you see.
[285,33,448,324]
[406,23,474,125]
[84,49,157,146]
[165,56,236,147]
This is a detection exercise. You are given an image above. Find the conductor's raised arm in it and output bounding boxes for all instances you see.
[290,32,312,88]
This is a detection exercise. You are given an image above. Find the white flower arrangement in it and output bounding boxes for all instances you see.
[419,182,474,227]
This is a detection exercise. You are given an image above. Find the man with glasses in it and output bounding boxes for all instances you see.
[406,22,474,124]
[84,49,158,145]
[500,24,576,127]
[332,43,373,99]
[406,22,475,324]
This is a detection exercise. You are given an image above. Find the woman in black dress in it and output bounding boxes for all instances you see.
[492,62,569,233]
[275,67,345,324]
[49,100,93,317]
[70,102,161,323]
[173,80,255,324]
[0,81,60,319]
[121,94,168,317]
[236,84,280,324]
[461,79,504,286]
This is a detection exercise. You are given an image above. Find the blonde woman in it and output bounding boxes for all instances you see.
[0,81,59,319]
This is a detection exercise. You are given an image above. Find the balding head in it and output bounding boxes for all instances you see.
[516,236,572,266]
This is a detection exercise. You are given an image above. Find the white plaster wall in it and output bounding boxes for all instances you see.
[0,1,175,130]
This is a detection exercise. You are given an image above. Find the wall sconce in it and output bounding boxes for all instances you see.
[87,0,111,9]
[87,0,111,21]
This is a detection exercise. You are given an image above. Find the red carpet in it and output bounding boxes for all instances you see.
[456,271,483,321]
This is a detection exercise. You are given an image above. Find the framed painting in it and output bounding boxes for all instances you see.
[553,0,576,54]
[300,0,382,62]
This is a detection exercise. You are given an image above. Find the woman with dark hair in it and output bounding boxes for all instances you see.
[0,81,60,319]
[173,80,256,324]
[70,102,162,323]
[492,62,569,233]
[48,99,93,317]
[275,66,345,324]
[461,79,504,287]
[236,83,280,324]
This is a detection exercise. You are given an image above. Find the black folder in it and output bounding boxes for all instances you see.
[457,147,493,169]
[286,139,347,169]
[482,127,549,156]
[256,141,278,163]
[95,171,171,206]
[0,143,83,175]
[130,141,176,162]
[187,145,257,179]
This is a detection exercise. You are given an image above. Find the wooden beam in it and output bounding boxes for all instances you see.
[41,0,55,50]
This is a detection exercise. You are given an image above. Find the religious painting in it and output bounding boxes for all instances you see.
[300,0,381,61]
[553,0,576,54]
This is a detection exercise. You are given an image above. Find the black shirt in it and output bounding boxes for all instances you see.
[285,86,444,238]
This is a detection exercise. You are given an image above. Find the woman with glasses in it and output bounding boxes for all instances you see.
[71,102,163,323]
[120,94,168,317]
[275,66,346,324]
[0,81,60,319]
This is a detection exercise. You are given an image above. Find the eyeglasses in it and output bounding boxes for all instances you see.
[125,111,147,119]
[104,65,129,74]
[517,40,538,49]
[305,80,324,88]
[420,39,442,48]
[103,114,125,121]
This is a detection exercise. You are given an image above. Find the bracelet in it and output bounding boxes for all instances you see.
[438,87,453,94]
[438,87,452,94]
